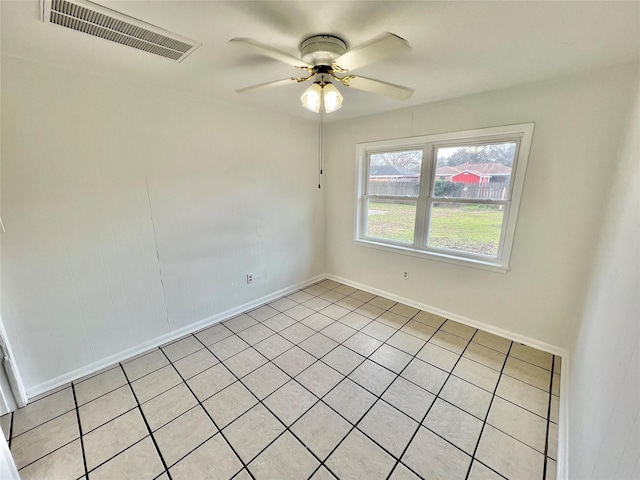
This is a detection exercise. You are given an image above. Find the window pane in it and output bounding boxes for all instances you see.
[428,202,505,257]
[368,150,422,197]
[366,199,416,244]
[433,142,515,200]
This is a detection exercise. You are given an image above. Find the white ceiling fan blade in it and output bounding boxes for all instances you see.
[333,33,410,72]
[236,78,301,94]
[344,75,414,100]
[229,37,310,68]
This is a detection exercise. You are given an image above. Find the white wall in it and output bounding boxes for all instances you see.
[567,78,639,479]
[324,64,638,349]
[0,57,324,393]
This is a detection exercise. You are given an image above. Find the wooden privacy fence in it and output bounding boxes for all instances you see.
[369,180,508,200]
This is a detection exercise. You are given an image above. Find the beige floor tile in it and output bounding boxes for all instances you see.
[389,303,420,319]
[237,324,273,346]
[248,432,319,479]
[487,396,547,452]
[122,350,169,382]
[247,305,279,322]
[429,330,469,354]
[350,290,376,302]
[400,320,437,341]
[301,312,335,331]
[510,343,553,370]
[546,458,558,480]
[319,304,350,321]
[75,368,127,406]
[476,425,544,480]
[553,356,562,375]
[194,324,232,346]
[287,291,314,304]
[495,374,549,418]
[401,358,448,394]
[468,460,504,479]
[319,290,347,303]
[170,434,243,480]
[208,335,250,361]
[88,437,164,480]
[172,348,219,380]
[202,381,258,429]
[550,394,560,423]
[548,422,558,460]
[389,463,421,479]
[472,331,512,354]
[267,297,298,312]
[335,296,365,311]
[131,365,182,403]
[154,406,217,466]
[424,399,483,454]
[361,320,396,342]
[298,333,338,358]
[141,383,198,431]
[385,331,425,355]
[463,342,507,371]
[370,344,412,373]
[304,284,329,296]
[279,322,315,344]
[439,376,493,420]
[503,357,551,391]
[382,376,435,422]
[376,311,409,329]
[413,311,446,329]
[253,334,294,359]
[354,303,385,320]
[310,466,338,479]
[272,346,316,377]
[223,404,285,463]
[161,336,202,362]
[223,314,258,333]
[11,411,79,469]
[326,429,396,480]
[263,380,317,425]
[453,358,500,392]
[224,348,267,378]
[402,426,471,480]
[441,320,477,340]
[359,400,418,457]
[242,362,290,400]
[339,312,373,330]
[13,387,75,436]
[0,413,10,441]
[322,345,365,375]
[343,332,383,356]
[83,408,147,471]
[263,313,296,332]
[79,385,137,433]
[334,283,358,295]
[321,322,357,343]
[348,360,397,396]
[19,438,84,480]
[552,373,561,396]
[291,402,351,460]
[187,363,236,401]
[303,297,332,312]
[284,304,315,322]
[416,342,460,372]
[324,379,376,424]
[297,361,344,397]
[369,296,396,310]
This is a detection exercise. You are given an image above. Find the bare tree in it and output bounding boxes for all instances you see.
[370,150,422,172]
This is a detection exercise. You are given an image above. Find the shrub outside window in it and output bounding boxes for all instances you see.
[355,124,534,272]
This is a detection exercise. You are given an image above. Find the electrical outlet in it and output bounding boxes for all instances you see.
[246,273,254,284]
[403,271,409,279]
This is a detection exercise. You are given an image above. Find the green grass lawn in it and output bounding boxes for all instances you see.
[367,201,504,256]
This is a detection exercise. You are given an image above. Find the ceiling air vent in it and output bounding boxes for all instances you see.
[41,0,201,62]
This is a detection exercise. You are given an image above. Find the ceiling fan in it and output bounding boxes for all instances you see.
[229,33,414,113]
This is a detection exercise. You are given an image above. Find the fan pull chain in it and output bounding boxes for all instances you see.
[318,112,323,188]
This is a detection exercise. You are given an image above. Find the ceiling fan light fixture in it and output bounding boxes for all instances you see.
[301,82,322,112]
[323,83,343,113]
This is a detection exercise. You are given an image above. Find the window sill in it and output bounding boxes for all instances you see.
[353,239,510,274]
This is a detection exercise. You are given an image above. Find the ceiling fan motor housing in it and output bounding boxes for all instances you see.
[300,35,347,66]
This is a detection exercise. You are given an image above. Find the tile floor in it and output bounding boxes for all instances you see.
[1,279,561,480]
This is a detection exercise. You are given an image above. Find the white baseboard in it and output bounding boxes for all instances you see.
[324,273,570,480]
[25,274,326,399]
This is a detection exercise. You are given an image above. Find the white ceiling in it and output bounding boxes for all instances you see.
[2,1,639,122]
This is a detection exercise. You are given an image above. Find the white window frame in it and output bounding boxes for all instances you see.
[354,123,534,273]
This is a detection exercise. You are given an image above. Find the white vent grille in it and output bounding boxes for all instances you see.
[42,0,201,62]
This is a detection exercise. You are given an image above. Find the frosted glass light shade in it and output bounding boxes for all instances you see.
[301,83,322,112]
[322,83,343,113]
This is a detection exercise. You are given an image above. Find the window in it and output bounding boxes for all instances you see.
[355,124,534,272]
